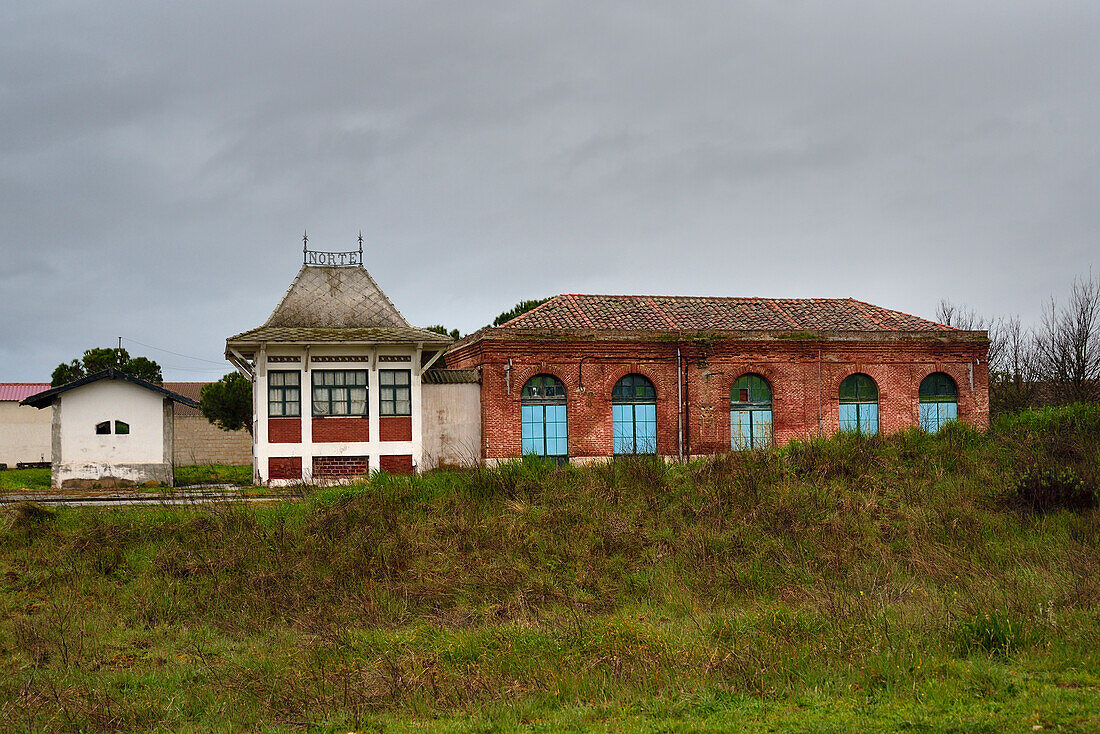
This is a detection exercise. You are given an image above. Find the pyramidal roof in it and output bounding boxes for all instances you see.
[266,265,411,329]
[226,264,452,348]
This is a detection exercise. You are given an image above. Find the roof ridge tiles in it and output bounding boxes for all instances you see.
[847,298,888,330]
[495,293,959,335]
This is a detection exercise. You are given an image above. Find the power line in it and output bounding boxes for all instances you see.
[160,365,229,374]
[121,337,227,366]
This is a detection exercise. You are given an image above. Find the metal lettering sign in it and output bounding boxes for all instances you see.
[302,231,364,267]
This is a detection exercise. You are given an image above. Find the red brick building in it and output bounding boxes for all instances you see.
[447,295,989,462]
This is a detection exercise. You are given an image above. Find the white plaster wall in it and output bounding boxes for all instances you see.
[255,345,427,483]
[59,381,166,465]
[0,402,51,467]
[422,383,482,469]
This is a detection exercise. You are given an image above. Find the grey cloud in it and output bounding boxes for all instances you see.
[1,1,1098,379]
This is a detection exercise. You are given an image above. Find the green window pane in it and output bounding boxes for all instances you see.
[919,372,958,402]
[612,374,656,402]
[522,374,566,401]
[732,374,772,407]
[839,374,878,403]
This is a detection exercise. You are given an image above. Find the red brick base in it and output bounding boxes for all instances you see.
[269,456,302,480]
[379,454,414,474]
[313,455,370,476]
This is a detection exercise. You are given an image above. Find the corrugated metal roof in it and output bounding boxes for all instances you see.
[422,369,479,385]
[0,383,51,402]
[497,294,960,333]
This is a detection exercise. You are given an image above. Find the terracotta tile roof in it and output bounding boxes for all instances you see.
[496,295,958,334]
[0,383,51,402]
[163,382,208,417]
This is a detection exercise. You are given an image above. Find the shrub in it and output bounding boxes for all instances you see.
[956,611,1026,658]
[1009,464,1097,513]
[6,502,55,536]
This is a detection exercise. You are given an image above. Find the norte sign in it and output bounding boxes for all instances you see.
[304,250,362,267]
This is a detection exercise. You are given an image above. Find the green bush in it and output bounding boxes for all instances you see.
[1010,464,1097,513]
[956,611,1027,658]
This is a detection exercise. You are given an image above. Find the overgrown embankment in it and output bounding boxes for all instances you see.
[1,407,1098,732]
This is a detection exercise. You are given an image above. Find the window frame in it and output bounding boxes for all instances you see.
[379,369,412,417]
[268,370,302,418]
[730,373,773,450]
[838,373,880,434]
[919,372,959,433]
[612,374,658,455]
[311,369,369,417]
[520,374,568,457]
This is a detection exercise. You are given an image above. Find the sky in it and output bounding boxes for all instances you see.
[2,1,1098,381]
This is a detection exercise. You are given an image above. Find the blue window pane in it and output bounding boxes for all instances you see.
[839,403,859,432]
[613,403,657,454]
[521,403,567,456]
[920,401,957,433]
[732,409,773,449]
[731,410,750,450]
[635,404,657,454]
[612,404,632,454]
[752,409,772,449]
[861,403,879,434]
[919,402,936,432]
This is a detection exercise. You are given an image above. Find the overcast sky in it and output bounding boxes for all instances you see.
[2,1,1097,381]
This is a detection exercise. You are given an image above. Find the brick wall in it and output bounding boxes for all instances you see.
[269,456,301,480]
[379,454,414,474]
[268,417,301,443]
[448,336,989,460]
[379,416,412,441]
[313,455,370,476]
[312,417,369,442]
[173,416,252,465]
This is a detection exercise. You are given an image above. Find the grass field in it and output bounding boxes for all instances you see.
[0,464,251,491]
[1,407,1098,732]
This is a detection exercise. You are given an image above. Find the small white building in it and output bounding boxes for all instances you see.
[22,369,199,488]
[0,383,51,468]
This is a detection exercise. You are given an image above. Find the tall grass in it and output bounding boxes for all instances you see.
[1,407,1098,731]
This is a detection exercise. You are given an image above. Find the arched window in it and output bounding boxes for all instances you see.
[839,374,879,434]
[919,372,958,433]
[520,374,567,456]
[731,374,772,449]
[612,374,657,454]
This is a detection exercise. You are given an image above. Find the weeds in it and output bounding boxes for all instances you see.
[0,405,1098,731]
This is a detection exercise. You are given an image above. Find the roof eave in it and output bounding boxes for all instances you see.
[454,327,989,347]
[20,369,201,410]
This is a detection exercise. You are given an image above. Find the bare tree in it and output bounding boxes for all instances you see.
[938,300,1041,415]
[936,300,989,331]
[988,315,1039,415]
[1033,274,1100,404]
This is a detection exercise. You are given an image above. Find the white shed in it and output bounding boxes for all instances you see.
[21,369,200,489]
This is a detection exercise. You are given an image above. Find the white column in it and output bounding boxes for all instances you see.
[411,347,423,471]
[255,344,268,483]
[368,349,380,472]
[300,347,312,482]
